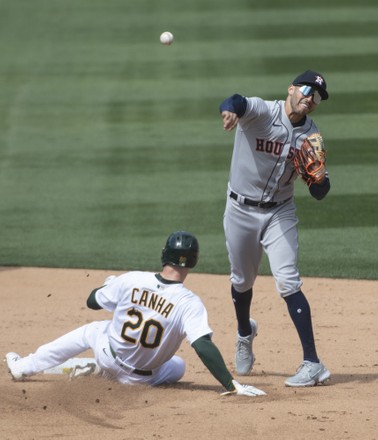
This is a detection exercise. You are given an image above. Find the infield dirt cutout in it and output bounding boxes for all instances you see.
[1,267,377,440]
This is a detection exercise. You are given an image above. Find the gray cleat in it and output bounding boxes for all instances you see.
[235,319,258,376]
[285,360,331,387]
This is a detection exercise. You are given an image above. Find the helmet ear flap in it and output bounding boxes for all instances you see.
[161,231,199,268]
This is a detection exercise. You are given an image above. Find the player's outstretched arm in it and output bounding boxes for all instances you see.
[219,94,247,131]
[191,335,266,396]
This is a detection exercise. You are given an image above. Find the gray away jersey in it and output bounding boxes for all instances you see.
[229,98,320,202]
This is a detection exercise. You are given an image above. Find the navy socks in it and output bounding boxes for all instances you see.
[284,290,319,363]
[232,286,319,362]
[231,285,252,337]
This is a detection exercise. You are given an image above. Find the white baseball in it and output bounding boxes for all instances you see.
[160,31,174,45]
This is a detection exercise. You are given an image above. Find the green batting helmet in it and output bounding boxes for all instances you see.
[161,231,199,268]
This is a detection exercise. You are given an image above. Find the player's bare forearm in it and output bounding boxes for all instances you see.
[221,111,239,131]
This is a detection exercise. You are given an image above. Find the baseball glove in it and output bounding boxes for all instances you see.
[294,132,327,186]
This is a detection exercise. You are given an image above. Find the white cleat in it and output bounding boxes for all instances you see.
[4,352,27,381]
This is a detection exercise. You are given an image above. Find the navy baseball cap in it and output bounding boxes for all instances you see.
[292,70,329,100]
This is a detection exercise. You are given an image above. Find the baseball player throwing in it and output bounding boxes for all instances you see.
[220,70,331,387]
[5,231,265,397]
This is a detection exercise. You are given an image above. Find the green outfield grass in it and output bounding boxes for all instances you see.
[0,0,377,279]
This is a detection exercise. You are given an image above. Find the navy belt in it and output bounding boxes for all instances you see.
[230,191,290,209]
[109,345,152,376]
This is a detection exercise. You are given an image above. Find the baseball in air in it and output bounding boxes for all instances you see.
[160,31,174,45]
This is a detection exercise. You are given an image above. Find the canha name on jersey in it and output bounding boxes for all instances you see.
[131,288,174,318]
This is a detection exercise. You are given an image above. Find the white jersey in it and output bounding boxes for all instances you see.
[229,98,320,203]
[94,271,213,370]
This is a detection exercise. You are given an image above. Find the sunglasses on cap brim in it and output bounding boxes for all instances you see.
[298,85,322,105]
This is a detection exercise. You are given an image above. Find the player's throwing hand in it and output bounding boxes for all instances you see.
[221,111,239,131]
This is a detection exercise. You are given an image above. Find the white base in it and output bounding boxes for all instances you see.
[43,357,96,374]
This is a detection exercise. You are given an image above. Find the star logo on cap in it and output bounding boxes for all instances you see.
[315,75,324,85]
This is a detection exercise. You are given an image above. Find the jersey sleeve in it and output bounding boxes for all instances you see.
[219,94,247,117]
[241,97,271,122]
[181,296,213,344]
[93,276,125,312]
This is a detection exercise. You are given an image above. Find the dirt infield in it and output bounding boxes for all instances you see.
[1,267,377,440]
